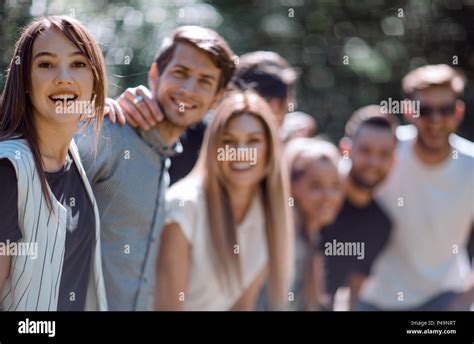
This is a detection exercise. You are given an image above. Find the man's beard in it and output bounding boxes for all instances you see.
[417,134,450,155]
[158,98,190,130]
[349,169,381,191]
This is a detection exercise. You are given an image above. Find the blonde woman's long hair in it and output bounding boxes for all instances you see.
[191,90,294,309]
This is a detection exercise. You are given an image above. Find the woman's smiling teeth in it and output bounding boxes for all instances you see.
[49,93,78,101]
[230,162,253,171]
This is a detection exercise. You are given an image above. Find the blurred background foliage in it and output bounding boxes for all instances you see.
[1,0,473,141]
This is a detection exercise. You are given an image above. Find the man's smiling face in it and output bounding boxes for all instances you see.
[152,42,222,128]
[411,85,463,154]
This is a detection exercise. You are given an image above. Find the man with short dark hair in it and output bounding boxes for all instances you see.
[321,105,398,310]
[231,51,298,128]
[76,26,236,310]
[357,64,474,311]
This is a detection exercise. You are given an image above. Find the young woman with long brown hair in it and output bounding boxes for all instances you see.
[156,90,294,310]
[0,16,108,311]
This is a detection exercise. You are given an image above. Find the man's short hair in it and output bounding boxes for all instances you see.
[155,26,236,92]
[232,51,298,101]
[345,105,399,139]
[402,64,466,98]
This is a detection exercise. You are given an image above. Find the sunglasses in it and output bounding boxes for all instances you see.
[419,103,456,118]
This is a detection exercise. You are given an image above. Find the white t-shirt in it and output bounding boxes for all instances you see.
[360,130,474,309]
[164,177,268,311]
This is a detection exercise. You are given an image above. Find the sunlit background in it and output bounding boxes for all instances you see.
[1,0,473,141]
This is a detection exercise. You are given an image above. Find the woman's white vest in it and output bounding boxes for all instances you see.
[0,138,107,311]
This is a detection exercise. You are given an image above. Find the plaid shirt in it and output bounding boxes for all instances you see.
[75,119,182,310]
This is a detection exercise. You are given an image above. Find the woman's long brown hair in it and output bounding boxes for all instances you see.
[191,90,294,310]
[0,16,107,211]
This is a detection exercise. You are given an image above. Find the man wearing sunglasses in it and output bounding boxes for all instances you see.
[357,64,474,311]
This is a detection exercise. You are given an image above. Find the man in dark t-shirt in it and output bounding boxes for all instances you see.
[0,153,94,311]
[168,115,210,185]
[320,105,398,310]
[321,199,391,302]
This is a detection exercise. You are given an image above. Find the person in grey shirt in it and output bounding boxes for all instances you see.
[75,26,236,310]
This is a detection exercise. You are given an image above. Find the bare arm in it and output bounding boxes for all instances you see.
[155,222,190,311]
[230,266,268,311]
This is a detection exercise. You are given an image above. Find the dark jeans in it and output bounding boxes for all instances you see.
[356,291,462,311]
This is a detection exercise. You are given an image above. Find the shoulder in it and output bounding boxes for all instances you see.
[75,118,136,177]
[369,199,392,230]
[75,118,130,153]
[454,148,474,184]
[101,117,138,141]
[451,134,474,159]
[0,139,36,176]
[166,177,203,205]
[448,134,474,172]
[0,138,32,158]
[165,177,204,242]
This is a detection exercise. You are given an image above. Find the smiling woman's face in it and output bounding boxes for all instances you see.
[30,26,94,124]
[219,113,269,191]
[291,156,344,228]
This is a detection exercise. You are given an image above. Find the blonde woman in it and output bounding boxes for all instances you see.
[156,91,294,311]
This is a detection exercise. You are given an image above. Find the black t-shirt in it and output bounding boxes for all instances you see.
[169,119,207,185]
[320,198,392,295]
[0,156,94,311]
